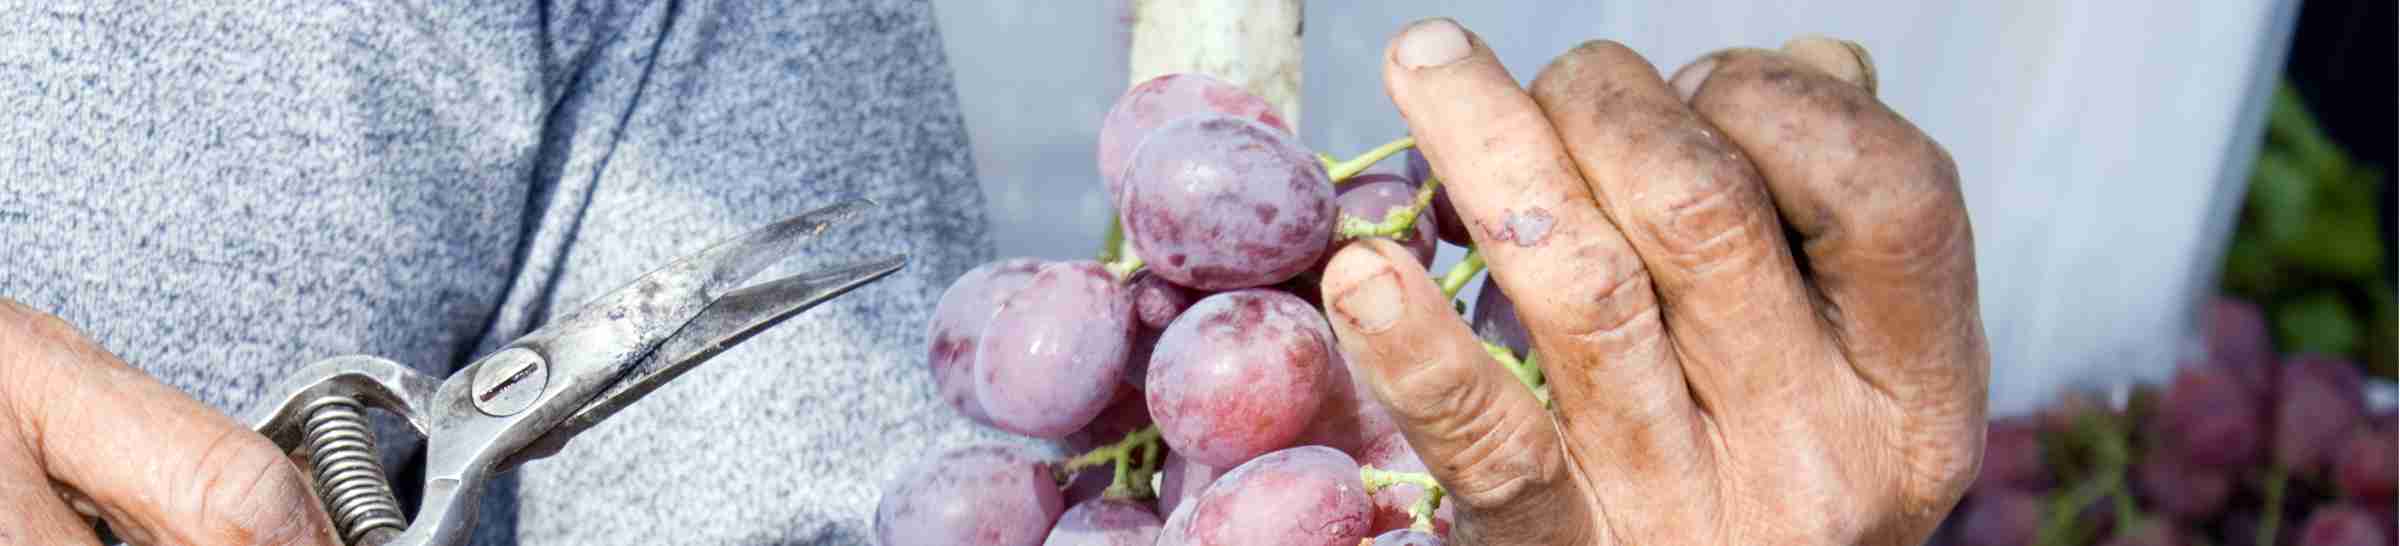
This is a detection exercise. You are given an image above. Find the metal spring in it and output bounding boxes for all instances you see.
[301,396,408,544]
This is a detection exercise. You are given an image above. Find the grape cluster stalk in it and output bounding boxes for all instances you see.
[880,73,1547,546]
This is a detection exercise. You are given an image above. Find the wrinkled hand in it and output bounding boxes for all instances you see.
[0,299,338,545]
[1320,19,1988,546]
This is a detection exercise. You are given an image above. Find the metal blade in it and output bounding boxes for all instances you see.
[504,254,907,468]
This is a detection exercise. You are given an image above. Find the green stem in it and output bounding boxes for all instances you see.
[1325,137,1417,183]
[1336,177,1442,242]
[2257,464,2288,546]
[1104,252,1145,282]
[1483,342,1550,408]
[1098,215,1126,263]
[1061,426,1163,500]
[1438,250,1485,300]
[1360,465,1447,532]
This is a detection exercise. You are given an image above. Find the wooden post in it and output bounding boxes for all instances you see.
[1126,0,1305,128]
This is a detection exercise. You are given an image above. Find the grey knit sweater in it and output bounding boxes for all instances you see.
[1,1,1000,543]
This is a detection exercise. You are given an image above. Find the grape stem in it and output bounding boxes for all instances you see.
[1360,465,1447,533]
[1060,425,1164,500]
[2032,410,2136,546]
[2255,464,2288,546]
[1437,250,1485,300]
[1323,136,1417,183]
[1483,341,1550,408]
[1336,177,1442,241]
[1104,252,1146,282]
[1098,215,1127,263]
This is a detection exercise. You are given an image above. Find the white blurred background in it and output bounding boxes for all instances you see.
[932,1,2302,416]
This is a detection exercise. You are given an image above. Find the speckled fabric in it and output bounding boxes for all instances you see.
[1,1,1011,544]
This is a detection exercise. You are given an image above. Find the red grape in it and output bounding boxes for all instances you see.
[1098,73,1289,206]
[1969,417,2049,496]
[1470,280,1531,359]
[2097,523,2186,546]
[2294,504,2388,546]
[2273,355,2367,475]
[1156,450,1223,519]
[1064,384,1155,453]
[875,445,1064,546]
[1297,345,1400,458]
[2133,448,2231,521]
[1133,271,1205,331]
[978,261,1138,438]
[1405,149,1471,246]
[2157,365,2263,469]
[1120,115,1335,290]
[1044,498,1164,546]
[1332,173,1436,267]
[2204,297,2275,395]
[1146,290,1333,467]
[1359,433,1454,537]
[2331,423,2396,503]
[1157,446,1374,546]
[1953,489,2042,546]
[1370,529,1446,546]
[927,258,1044,425]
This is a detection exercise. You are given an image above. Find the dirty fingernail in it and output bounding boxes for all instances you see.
[1327,249,1405,334]
[1781,35,1877,94]
[1395,18,1471,69]
[1670,56,1717,103]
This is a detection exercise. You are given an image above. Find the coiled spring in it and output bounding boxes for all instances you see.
[302,396,408,544]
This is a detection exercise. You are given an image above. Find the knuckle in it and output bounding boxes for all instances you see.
[1832,147,1969,271]
[1441,404,1564,509]
[1629,159,1777,275]
[1543,240,1665,345]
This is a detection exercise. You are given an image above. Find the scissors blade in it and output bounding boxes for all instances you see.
[506,253,907,468]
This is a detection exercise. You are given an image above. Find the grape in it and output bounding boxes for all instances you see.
[1156,450,1223,519]
[875,445,1064,546]
[927,258,1045,425]
[1063,464,1114,507]
[1371,529,1445,546]
[2096,523,2185,546]
[1156,446,1373,546]
[1044,499,1164,546]
[2330,423,2395,502]
[1969,417,2048,496]
[2273,355,2367,475]
[1064,383,1155,453]
[977,261,1138,438]
[1125,328,1160,391]
[1297,347,1401,458]
[2205,297,2275,395]
[2157,365,2263,469]
[1133,272,1204,331]
[1332,173,1436,267]
[1405,149,1471,246]
[2294,504,2388,546]
[1120,115,1336,290]
[1953,490,2041,546]
[1098,73,1290,206]
[1147,290,1334,467]
[1359,433,1454,537]
[2132,448,2231,521]
[1470,280,1531,359]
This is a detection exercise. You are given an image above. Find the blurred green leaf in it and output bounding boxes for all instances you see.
[2219,231,2282,298]
[2274,291,2361,356]
[2367,283,2396,378]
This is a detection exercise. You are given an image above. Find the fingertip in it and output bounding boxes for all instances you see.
[1390,18,1472,70]
[1321,241,1413,337]
[1780,35,1877,94]
[1669,54,1719,103]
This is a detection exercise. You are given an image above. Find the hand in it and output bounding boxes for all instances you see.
[0,299,339,545]
[1320,19,1987,546]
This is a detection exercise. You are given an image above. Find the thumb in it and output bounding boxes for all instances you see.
[1318,241,1593,544]
[1,301,340,545]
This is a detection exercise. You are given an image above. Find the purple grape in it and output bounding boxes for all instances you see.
[1156,450,1223,519]
[1371,529,1446,546]
[2274,355,2367,475]
[1098,73,1290,206]
[1296,347,1400,458]
[1064,383,1154,453]
[1125,328,1159,391]
[1470,280,1532,359]
[2132,448,2231,522]
[1063,463,1114,507]
[1132,272,1204,331]
[1953,490,2042,546]
[1156,446,1374,546]
[875,445,1065,546]
[1120,115,1335,290]
[1044,499,1164,546]
[1332,173,1436,267]
[1969,417,2049,496]
[1359,433,1454,537]
[977,261,1138,438]
[1146,290,1333,467]
[2205,297,2275,395]
[927,258,1044,425]
[2331,423,2395,503]
[2097,523,2185,546]
[2294,504,2388,546]
[2157,365,2263,469]
[1405,149,1471,246]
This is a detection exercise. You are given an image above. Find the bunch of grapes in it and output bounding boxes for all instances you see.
[1938,298,2396,546]
[882,73,1536,546]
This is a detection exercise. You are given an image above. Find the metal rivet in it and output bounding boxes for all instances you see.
[471,348,547,416]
